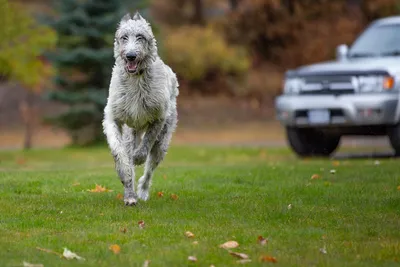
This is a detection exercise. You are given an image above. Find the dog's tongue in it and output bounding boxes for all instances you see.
[127,61,137,72]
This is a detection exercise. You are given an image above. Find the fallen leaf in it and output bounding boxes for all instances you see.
[311,174,321,180]
[332,161,340,166]
[192,241,199,245]
[319,246,327,254]
[23,261,44,267]
[36,247,63,257]
[170,194,179,200]
[63,248,85,260]
[260,255,277,263]
[72,182,80,186]
[257,236,268,246]
[138,220,145,229]
[16,157,26,165]
[157,191,164,197]
[330,169,336,174]
[287,204,292,210]
[397,185,400,190]
[237,259,252,264]
[219,241,239,249]
[185,231,195,238]
[120,227,127,233]
[109,244,121,254]
[87,184,113,193]
[188,256,197,262]
[142,259,151,267]
[116,193,123,200]
[229,252,249,259]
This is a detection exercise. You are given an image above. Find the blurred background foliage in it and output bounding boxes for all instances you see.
[1,0,399,147]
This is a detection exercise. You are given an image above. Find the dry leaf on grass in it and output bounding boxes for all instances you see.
[157,191,164,197]
[23,261,44,267]
[237,259,252,264]
[229,252,249,259]
[260,255,277,263]
[109,244,121,254]
[397,185,400,190]
[188,256,197,262]
[170,194,179,200]
[72,182,80,186]
[185,231,195,238]
[87,184,113,193]
[332,161,340,166]
[143,260,151,267]
[287,204,292,210]
[138,220,145,229]
[116,193,123,200]
[120,227,127,233]
[311,174,321,180]
[219,241,239,249]
[192,241,199,245]
[330,169,336,174]
[63,248,85,260]
[257,236,268,246]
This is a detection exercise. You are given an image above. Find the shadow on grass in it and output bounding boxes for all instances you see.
[333,151,399,160]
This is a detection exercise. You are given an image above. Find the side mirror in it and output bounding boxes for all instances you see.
[336,44,348,61]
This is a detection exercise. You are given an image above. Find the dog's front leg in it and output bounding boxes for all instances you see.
[132,119,165,165]
[103,113,137,206]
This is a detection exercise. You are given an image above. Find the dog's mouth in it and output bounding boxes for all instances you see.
[126,61,138,73]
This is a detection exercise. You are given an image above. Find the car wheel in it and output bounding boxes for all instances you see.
[286,127,341,157]
[388,124,400,155]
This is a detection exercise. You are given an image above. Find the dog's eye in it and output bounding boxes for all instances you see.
[121,35,129,41]
[136,34,145,41]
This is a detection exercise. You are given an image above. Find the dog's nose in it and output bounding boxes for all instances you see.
[126,52,137,61]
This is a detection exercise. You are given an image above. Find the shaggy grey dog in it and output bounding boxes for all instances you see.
[103,12,179,206]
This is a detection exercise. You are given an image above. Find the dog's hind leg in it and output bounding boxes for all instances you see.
[138,111,177,201]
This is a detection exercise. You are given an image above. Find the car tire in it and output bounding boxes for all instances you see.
[388,124,400,155]
[286,127,341,157]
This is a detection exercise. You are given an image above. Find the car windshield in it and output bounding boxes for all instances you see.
[349,24,400,58]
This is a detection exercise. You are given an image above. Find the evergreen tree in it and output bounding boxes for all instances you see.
[46,0,146,145]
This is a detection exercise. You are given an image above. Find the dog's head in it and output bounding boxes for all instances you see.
[114,12,157,74]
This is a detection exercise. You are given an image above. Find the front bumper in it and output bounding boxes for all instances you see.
[275,93,399,127]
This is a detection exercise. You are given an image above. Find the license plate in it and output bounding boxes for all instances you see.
[308,110,330,124]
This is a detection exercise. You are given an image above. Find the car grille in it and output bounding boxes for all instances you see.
[300,75,355,95]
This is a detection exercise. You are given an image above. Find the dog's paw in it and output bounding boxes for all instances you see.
[124,187,138,206]
[137,187,149,201]
[132,148,147,165]
[124,197,138,206]
[137,176,150,201]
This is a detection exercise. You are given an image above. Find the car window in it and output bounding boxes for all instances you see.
[349,24,400,57]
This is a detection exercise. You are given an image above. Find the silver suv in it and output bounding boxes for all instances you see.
[275,16,400,157]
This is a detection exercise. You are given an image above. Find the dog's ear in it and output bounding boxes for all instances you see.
[121,13,131,23]
[133,11,144,21]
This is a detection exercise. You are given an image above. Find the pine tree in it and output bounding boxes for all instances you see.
[46,0,146,145]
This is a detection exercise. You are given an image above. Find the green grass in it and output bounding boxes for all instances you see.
[0,146,399,266]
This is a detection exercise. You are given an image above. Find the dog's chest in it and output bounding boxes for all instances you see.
[112,87,165,129]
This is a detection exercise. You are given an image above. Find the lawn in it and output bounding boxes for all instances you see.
[0,146,399,266]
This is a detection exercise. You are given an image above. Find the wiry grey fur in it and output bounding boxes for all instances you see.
[103,12,179,206]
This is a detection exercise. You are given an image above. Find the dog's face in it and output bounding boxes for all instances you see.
[114,12,157,74]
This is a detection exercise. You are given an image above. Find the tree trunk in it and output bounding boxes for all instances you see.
[193,0,204,25]
[19,91,36,150]
[229,0,239,10]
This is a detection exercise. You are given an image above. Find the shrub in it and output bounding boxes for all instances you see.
[163,25,250,84]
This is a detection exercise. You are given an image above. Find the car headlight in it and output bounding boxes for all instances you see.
[283,78,303,94]
[357,75,395,93]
